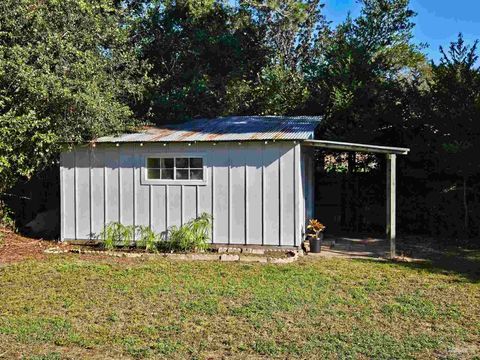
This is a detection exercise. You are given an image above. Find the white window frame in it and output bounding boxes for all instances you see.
[141,153,207,186]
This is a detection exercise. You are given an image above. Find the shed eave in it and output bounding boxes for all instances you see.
[302,140,410,155]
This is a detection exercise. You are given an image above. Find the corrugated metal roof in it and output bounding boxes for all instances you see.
[95,116,322,143]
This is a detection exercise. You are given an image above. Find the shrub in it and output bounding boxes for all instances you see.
[98,213,212,253]
[166,213,212,252]
[135,226,160,252]
[99,222,136,250]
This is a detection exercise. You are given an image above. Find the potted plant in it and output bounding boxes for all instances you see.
[306,219,326,253]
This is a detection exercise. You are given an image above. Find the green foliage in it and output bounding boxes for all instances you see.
[431,33,480,176]
[255,65,310,115]
[0,111,56,192]
[135,226,161,252]
[0,201,15,229]
[165,213,212,252]
[306,0,426,143]
[99,222,136,250]
[0,0,147,192]
[98,214,212,253]
[131,1,268,122]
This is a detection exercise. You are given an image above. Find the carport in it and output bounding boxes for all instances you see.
[302,140,410,258]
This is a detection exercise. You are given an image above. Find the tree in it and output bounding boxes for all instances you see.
[232,0,328,115]
[308,0,425,144]
[0,0,147,192]
[429,33,480,235]
[131,0,268,123]
[241,0,328,69]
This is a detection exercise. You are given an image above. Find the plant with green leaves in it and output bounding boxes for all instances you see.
[166,213,212,252]
[135,226,161,252]
[99,222,136,250]
[0,0,147,194]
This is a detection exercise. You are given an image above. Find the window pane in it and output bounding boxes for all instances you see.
[147,169,160,179]
[147,158,160,168]
[190,169,203,180]
[176,158,188,168]
[160,158,174,168]
[176,169,189,180]
[161,169,174,180]
[190,158,203,168]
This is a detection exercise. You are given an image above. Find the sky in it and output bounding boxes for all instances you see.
[323,0,480,63]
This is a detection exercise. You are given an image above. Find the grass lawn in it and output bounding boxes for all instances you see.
[0,251,479,359]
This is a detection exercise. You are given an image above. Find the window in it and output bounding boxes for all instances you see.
[146,157,204,181]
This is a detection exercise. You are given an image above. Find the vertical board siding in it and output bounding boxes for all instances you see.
[134,145,150,229]
[280,144,295,246]
[61,151,76,240]
[230,145,246,244]
[151,185,167,235]
[294,144,303,246]
[244,144,263,245]
[119,145,134,226]
[104,146,120,225]
[212,143,230,243]
[90,149,105,238]
[75,148,91,239]
[263,145,280,245]
[167,185,182,227]
[61,141,303,246]
[183,186,197,223]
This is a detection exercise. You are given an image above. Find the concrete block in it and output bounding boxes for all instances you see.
[220,254,240,262]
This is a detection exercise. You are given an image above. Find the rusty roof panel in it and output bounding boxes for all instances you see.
[95,116,322,143]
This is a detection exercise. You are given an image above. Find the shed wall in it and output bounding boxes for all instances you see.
[60,142,304,246]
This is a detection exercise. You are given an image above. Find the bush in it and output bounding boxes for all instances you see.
[97,213,212,253]
[165,213,212,252]
[99,222,136,250]
[135,226,161,252]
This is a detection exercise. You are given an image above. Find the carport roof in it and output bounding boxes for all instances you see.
[303,140,410,155]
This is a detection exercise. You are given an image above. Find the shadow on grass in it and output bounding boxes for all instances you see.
[358,247,480,283]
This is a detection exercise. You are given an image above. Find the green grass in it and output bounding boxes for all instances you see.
[0,255,478,359]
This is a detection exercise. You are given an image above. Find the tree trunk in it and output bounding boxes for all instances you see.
[463,175,469,236]
[347,152,356,231]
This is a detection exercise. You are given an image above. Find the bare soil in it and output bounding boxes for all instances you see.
[0,228,67,264]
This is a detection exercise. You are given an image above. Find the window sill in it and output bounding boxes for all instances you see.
[140,178,208,186]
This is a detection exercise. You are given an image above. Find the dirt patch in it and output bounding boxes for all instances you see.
[0,228,68,264]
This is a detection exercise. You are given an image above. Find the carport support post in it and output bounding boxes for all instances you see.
[386,153,396,258]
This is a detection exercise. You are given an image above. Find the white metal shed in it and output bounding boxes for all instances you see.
[60,116,409,253]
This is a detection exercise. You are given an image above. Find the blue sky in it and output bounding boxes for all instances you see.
[323,0,480,63]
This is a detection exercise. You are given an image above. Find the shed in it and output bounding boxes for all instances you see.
[60,116,409,255]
